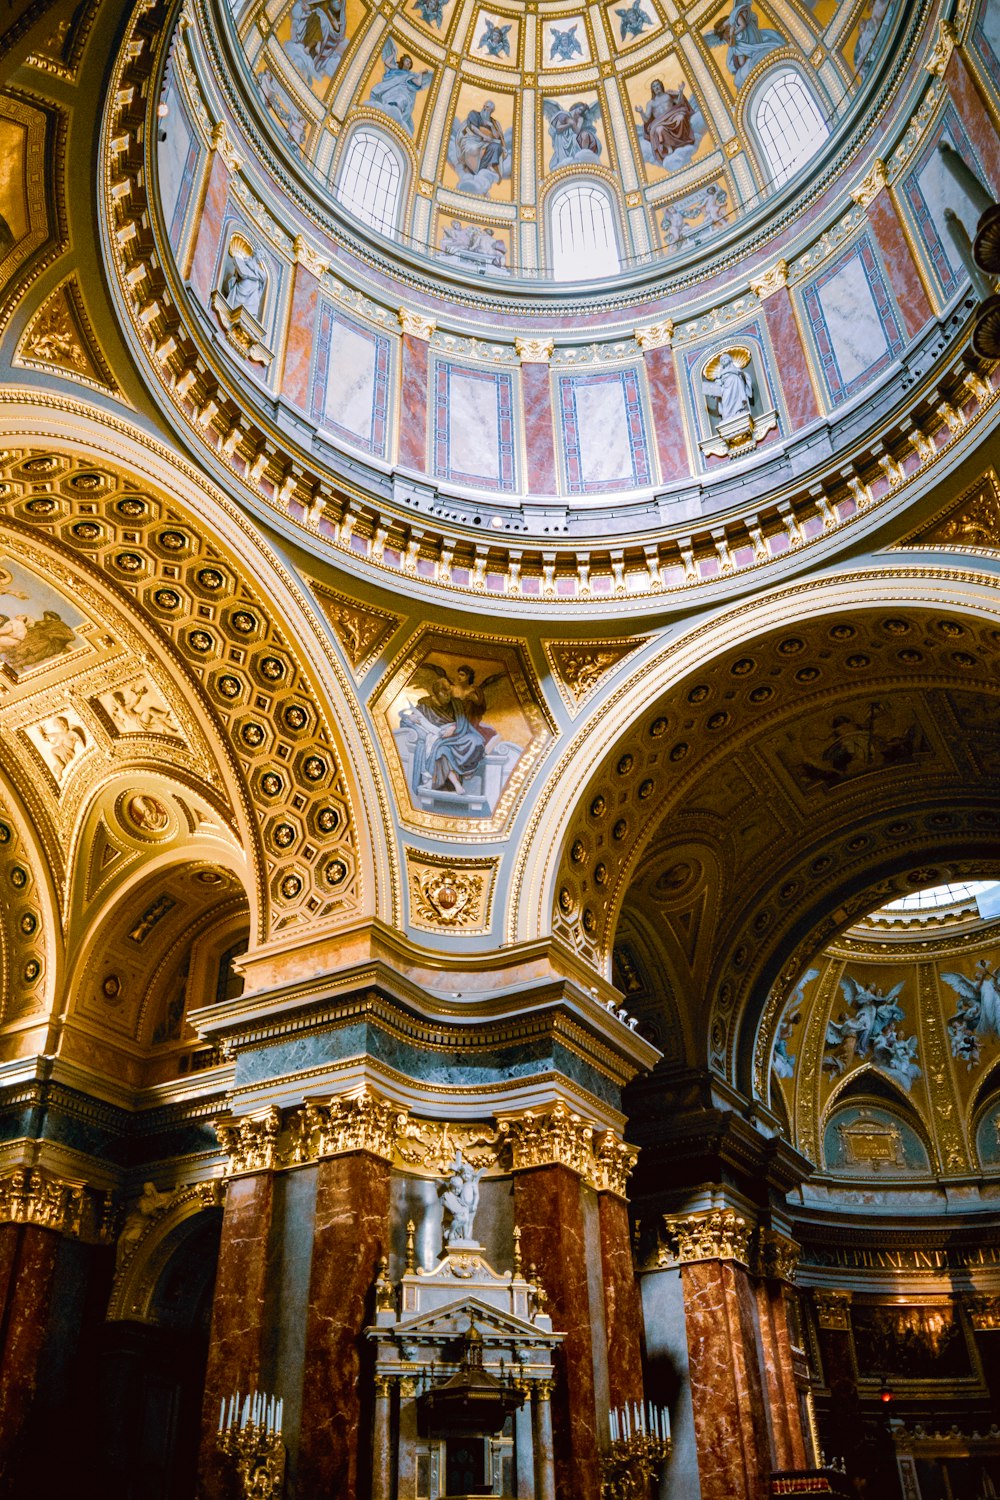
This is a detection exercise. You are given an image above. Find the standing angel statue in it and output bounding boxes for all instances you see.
[440,1150,484,1244]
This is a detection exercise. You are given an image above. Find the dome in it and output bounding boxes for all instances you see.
[225,0,910,282]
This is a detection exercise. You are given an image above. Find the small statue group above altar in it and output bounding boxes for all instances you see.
[439,1149,483,1245]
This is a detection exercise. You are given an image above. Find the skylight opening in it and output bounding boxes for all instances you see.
[753,70,831,189]
[884,880,1000,914]
[549,182,621,281]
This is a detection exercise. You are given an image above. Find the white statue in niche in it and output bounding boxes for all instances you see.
[703,349,753,426]
[699,345,777,459]
[440,1150,483,1244]
[222,237,268,322]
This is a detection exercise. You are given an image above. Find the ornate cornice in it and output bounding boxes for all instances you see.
[661,1208,753,1267]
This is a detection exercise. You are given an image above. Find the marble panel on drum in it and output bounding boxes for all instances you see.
[312,306,391,458]
[432,360,517,491]
[557,368,652,494]
[973,0,1000,89]
[158,80,200,249]
[800,234,905,406]
[900,106,985,303]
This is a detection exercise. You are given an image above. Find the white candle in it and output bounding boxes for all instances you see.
[218,1398,224,1433]
[241,1394,250,1429]
[277,1397,284,1432]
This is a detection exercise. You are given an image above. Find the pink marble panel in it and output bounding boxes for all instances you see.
[189,153,230,306]
[521,362,558,494]
[868,195,933,339]
[283,263,319,412]
[949,50,1000,195]
[642,345,687,481]
[398,333,429,471]
[764,290,820,429]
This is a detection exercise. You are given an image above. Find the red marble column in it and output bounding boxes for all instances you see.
[755,1279,808,1471]
[296,1152,392,1500]
[0,1224,60,1472]
[398,332,430,471]
[282,259,320,410]
[948,49,1000,196]
[761,289,821,428]
[681,1258,771,1500]
[641,342,688,483]
[514,1165,600,1500]
[867,193,934,338]
[189,151,231,304]
[812,1292,860,1472]
[198,1173,276,1500]
[597,1192,644,1408]
[520,361,558,494]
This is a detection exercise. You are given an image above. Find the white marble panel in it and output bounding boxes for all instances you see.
[916,128,983,278]
[325,319,377,444]
[573,377,633,485]
[158,87,194,233]
[818,253,887,387]
[983,0,1000,56]
[447,370,501,481]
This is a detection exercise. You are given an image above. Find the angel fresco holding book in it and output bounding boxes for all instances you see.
[543,99,602,169]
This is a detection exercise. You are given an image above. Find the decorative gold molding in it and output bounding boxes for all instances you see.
[813,1289,852,1330]
[210,120,244,174]
[750,259,789,301]
[305,577,400,675]
[0,1167,103,1240]
[758,1229,800,1284]
[661,1208,753,1267]
[852,158,890,208]
[216,1105,283,1175]
[634,321,673,351]
[514,336,555,364]
[899,469,1000,551]
[15,277,121,395]
[286,1085,405,1164]
[591,1130,639,1197]
[406,850,498,934]
[398,307,436,341]
[293,234,329,278]
[925,17,957,76]
[542,638,648,714]
[498,1100,636,1195]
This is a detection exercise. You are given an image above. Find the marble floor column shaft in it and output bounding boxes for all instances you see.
[597,1191,644,1408]
[514,1165,600,1500]
[297,1150,392,1500]
[531,1386,557,1500]
[198,1171,276,1500]
[371,1378,393,1500]
[0,1223,60,1474]
[755,1279,808,1471]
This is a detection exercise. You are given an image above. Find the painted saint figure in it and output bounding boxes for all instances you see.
[452,101,510,191]
[636,79,695,165]
[615,0,652,41]
[284,0,345,79]
[544,99,602,169]
[707,4,786,88]
[368,39,432,135]
[399,662,505,794]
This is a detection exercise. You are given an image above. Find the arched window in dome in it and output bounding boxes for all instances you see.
[751,69,830,189]
[548,181,621,280]
[334,127,404,235]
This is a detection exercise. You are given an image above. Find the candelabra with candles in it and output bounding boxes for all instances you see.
[218,1389,285,1499]
[601,1402,672,1500]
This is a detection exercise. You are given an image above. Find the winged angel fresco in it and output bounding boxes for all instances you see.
[943,962,1000,1069]
[448,103,513,195]
[823,976,922,1092]
[367,39,433,135]
[395,662,523,815]
[543,99,601,170]
[705,5,786,89]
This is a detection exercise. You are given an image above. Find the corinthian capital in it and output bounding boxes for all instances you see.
[662,1208,753,1266]
[215,1105,282,1175]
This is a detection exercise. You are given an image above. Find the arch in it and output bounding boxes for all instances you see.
[107,1183,223,1325]
[334,124,406,235]
[545,178,622,280]
[747,66,830,188]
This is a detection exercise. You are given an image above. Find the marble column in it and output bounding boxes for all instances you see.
[637,330,688,482]
[198,1171,276,1500]
[668,1210,770,1500]
[866,191,933,338]
[296,1150,392,1500]
[371,1375,393,1500]
[754,1237,808,1472]
[948,48,1000,196]
[754,277,821,428]
[189,147,232,304]
[531,1382,557,1500]
[514,1165,601,1500]
[811,1289,860,1470]
[597,1191,645,1408]
[0,1223,60,1472]
[398,310,434,472]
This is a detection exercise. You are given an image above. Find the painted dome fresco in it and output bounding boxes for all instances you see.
[226,0,907,280]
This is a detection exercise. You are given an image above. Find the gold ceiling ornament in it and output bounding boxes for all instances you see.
[966,1294,1000,1331]
[398,307,436,341]
[757,1228,801,1284]
[407,851,497,933]
[898,469,1000,551]
[514,336,555,364]
[925,17,958,75]
[395,1117,504,1175]
[542,637,648,714]
[305,577,401,675]
[0,1166,108,1241]
[14,277,120,394]
[749,259,790,302]
[812,1289,852,1330]
[215,1105,284,1175]
[851,157,891,208]
[661,1208,753,1267]
[292,234,329,278]
[634,321,673,351]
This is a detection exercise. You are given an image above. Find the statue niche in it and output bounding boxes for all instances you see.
[699,343,777,459]
[211,233,274,367]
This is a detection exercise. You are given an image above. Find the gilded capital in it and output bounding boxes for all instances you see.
[287,1084,407,1164]
[293,234,329,278]
[634,320,673,351]
[851,158,890,208]
[591,1130,639,1197]
[758,1228,800,1284]
[662,1208,753,1267]
[499,1098,594,1178]
[925,17,957,75]
[215,1105,283,1175]
[750,258,790,300]
[210,121,244,175]
[0,1166,90,1239]
[514,336,555,364]
[813,1288,853,1330]
[398,307,436,341]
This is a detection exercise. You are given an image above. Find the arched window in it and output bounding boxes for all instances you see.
[548,181,621,281]
[751,69,830,189]
[335,127,403,234]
